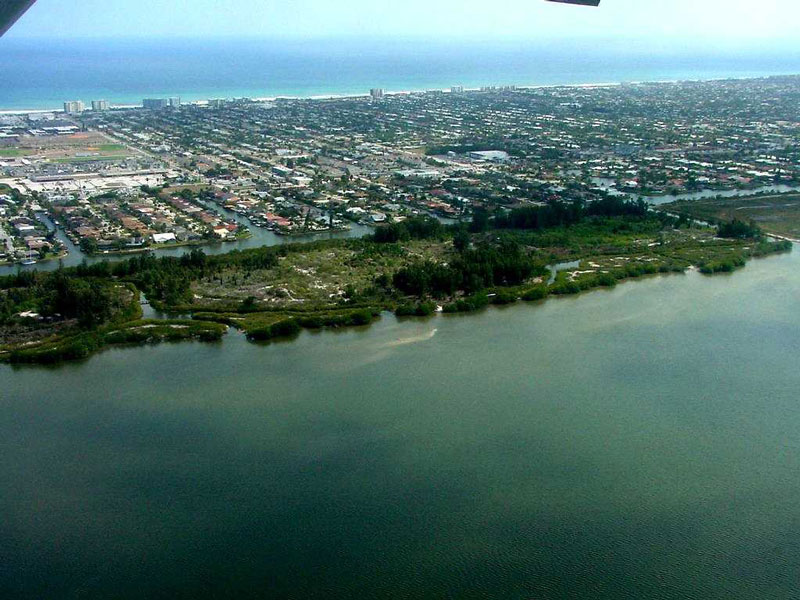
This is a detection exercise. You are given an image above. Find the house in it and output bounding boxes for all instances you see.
[152,232,177,244]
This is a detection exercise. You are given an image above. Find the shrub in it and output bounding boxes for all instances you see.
[522,285,549,301]
[443,293,490,313]
[349,309,373,326]
[396,301,437,317]
[550,280,581,295]
[491,290,518,305]
[248,319,301,341]
[596,272,617,287]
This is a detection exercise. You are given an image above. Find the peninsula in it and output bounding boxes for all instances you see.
[0,204,790,364]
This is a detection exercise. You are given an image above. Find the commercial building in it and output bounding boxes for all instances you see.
[143,98,169,110]
[91,100,109,111]
[468,150,511,162]
[63,100,84,114]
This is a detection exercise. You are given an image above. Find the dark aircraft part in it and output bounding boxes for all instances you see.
[546,0,601,5]
[0,0,36,37]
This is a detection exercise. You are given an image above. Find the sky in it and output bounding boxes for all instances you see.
[5,0,799,44]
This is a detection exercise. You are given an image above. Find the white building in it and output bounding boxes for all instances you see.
[91,100,109,111]
[468,150,511,163]
[63,100,85,114]
[152,232,177,244]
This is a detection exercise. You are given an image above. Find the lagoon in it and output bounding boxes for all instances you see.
[2,249,800,598]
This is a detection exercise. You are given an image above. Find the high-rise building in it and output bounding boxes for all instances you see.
[168,97,181,108]
[63,100,85,114]
[451,86,464,93]
[91,100,109,111]
[143,98,169,110]
[370,88,384,100]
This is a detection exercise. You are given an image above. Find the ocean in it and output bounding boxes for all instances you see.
[2,37,800,110]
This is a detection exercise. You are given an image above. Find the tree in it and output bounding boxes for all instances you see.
[469,208,489,233]
[453,228,471,253]
[717,219,761,239]
[80,238,98,254]
[240,296,258,312]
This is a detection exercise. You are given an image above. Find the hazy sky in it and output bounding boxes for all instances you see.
[6,0,799,42]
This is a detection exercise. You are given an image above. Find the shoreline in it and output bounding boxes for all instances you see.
[1,221,793,364]
[1,73,796,115]
[2,240,793,366]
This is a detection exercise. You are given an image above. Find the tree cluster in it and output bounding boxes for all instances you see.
[717,219,762,239]
[493,198,648,231]
[393,238,542,298]
[373,216,444,243]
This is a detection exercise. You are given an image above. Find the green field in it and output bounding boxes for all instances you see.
[53,155,128,164]
[0,148,32,158]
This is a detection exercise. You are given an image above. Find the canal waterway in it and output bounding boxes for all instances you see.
[0,211,373,277]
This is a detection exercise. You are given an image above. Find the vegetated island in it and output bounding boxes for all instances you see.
[0,198,791,365]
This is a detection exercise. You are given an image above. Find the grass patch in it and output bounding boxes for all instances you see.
[52,155,127,164]
[0,148,32,158]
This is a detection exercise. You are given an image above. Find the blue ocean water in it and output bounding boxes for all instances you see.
[1,37,800,109]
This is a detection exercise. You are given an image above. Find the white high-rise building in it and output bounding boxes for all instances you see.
[370,88,384,100]
[168,97,181,108]
[91,100,109,111]
[63,100,85,114]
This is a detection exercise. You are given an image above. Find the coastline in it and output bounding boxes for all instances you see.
[2,242,792,366]
[1,226,792,365]
[0,73,795,115]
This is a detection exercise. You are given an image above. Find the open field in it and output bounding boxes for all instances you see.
[52,155,128,164]
[93,144,126,152]
[191,239,446,311]
[664,194,800,241]
[3,131,136,163]
[0,148,33,157]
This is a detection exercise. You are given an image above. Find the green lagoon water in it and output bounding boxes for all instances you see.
[2,249,800,599]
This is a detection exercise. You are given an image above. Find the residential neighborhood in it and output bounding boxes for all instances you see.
[2,75,800,264]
